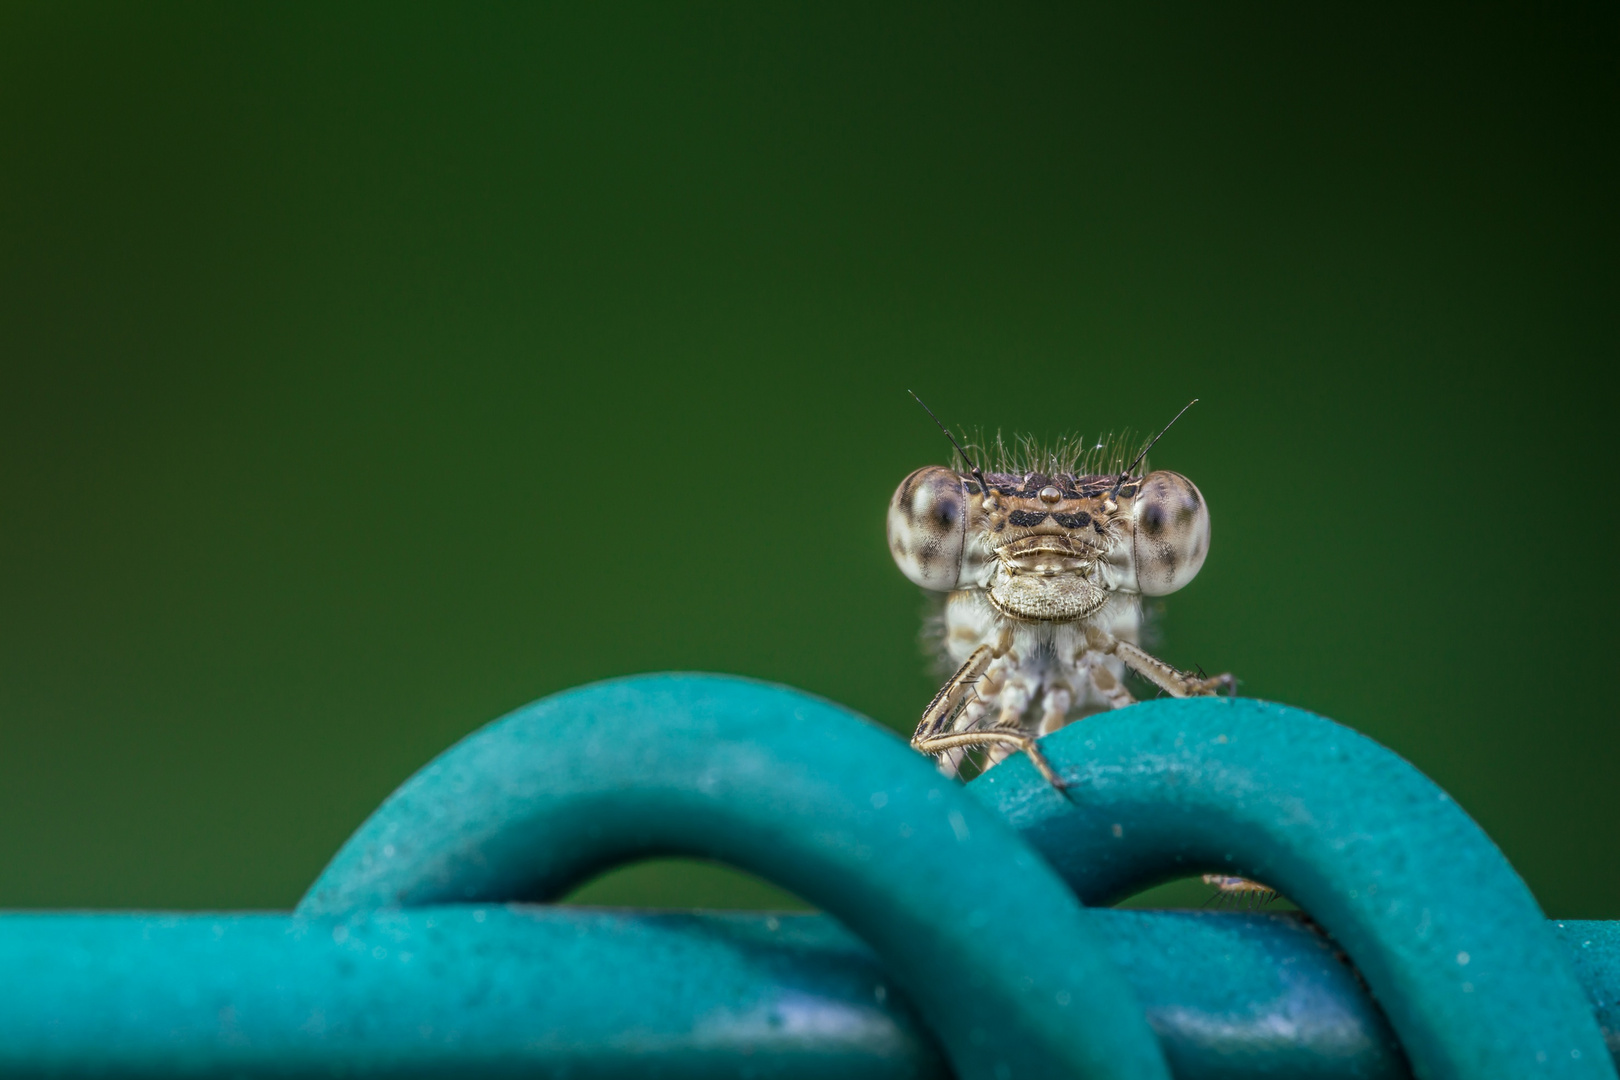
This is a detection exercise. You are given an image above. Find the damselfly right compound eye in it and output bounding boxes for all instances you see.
[1130,470,1210,597]
[888,466,971,591]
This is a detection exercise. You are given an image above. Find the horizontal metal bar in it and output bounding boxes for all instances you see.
[0,905,1612,1078]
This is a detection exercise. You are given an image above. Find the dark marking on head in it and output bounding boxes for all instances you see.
[889,465,974,591]
[1142,502,1165,536]
[1128,470,1209,597]
[1008,510,1049,528]
[1053,511,1092,529]
[897,472,919,508]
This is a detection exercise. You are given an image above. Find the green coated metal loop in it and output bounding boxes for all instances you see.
[967,695,1614,1080]
[300,673,1172,1080]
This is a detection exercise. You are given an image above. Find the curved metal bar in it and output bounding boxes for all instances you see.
[966,696,1614,1080]
[1557,920,1620,1061]
[299,673,1171,1080]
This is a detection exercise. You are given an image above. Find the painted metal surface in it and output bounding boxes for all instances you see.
[0,906,933,1079]
[971,695,1614,1079]
[2,674,1613,1078]
[0,907,1614,1078]
[302,673,1171,1079]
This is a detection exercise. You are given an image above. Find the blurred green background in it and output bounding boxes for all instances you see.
[0,4,1614,916]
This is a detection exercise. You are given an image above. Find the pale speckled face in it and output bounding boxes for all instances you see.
[887,463,1210,620]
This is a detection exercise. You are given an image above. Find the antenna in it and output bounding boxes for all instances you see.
[1112,399,1198,497]
[908,390,990,497]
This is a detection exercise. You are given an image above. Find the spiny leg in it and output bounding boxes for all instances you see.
[974,681,1059,785]
[980,683,1073,771]
[936,692,995,777]
[1086,663,1136,711]
[912,730,1066,790]
[1086,628,1234,699]
[1035,685,1072,736]
[912,648,1065,789]
[912,646,995,746]
[910,646,996,777]
[980,679,1036,768]
[1201,873,1277,911]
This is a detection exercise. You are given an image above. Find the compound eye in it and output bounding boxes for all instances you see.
[888,466,970,590]
[1130,470,1210,596]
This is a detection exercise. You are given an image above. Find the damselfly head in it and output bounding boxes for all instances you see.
[889,396,1211,610]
